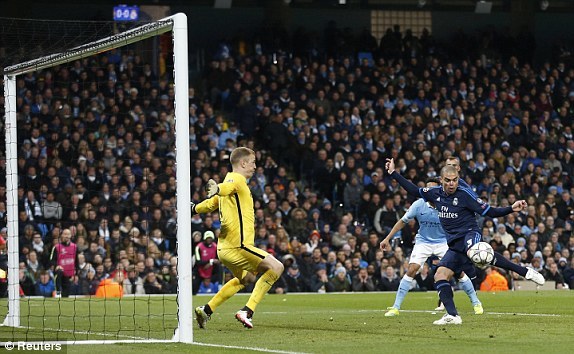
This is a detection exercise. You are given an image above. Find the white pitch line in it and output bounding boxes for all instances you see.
[25,326,309,353]
[375,309,562,317]
[259,309,563,317]
[485,311,561,317]
[31,326,157,340]
[193,341,309,354]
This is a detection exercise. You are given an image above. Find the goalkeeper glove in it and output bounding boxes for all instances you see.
[205,179,219,198]
[191,202,197,216]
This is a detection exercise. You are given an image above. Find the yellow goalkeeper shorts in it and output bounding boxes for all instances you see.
[218,245,269,279]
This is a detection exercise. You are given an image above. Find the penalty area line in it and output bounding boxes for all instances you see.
[193,341,309,354]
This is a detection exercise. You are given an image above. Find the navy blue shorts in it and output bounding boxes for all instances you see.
[439,231,482,274]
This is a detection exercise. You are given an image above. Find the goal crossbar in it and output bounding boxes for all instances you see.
[4,19,173,76]
[2,12,192,343]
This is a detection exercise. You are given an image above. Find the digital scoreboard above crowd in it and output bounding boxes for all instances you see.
[113,5,139,21]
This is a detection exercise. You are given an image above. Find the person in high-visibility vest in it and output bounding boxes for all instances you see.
[95,270,124,298]
[480,267,509,291]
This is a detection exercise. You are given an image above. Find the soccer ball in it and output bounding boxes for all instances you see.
[467,242,494,268]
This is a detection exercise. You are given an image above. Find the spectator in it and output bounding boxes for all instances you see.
[494,223,515,249]
[351,267,376,292]
[480,267,509,291]
[26,250,43,280]
[329,266,352,292]
[35,270,55,297]
[309,263,334,293]
[123,265,145,295]
[198,277,219,294]
[377,266,400,292]
[331,223,352,250]
[282,264,310,293]
[19,269,35,296]
[543,262,566,289]
[414,263,434,291]
[41,191,63,229]
[79,268,101,295]
[373,198,400,237]
[143,271,165,294]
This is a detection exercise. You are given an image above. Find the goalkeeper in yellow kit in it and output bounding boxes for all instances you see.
[193,147,284,329]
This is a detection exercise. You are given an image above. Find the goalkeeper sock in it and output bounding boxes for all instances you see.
[492,252,527,277]
[459,274,480,306]
[203,304,213,316]
[392,275,414,310]
[207,277,244,312]
[435,280,458,316]
[241,306,254,318]
[246,269,280,312]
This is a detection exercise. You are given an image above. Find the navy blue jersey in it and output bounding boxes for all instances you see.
[418,186,490,243]
[458,178,477,198]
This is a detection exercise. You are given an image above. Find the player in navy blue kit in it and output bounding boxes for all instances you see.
[385,158,545,325]
[381,178,483,317]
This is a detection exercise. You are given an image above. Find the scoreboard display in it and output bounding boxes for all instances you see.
[113,5,139,21]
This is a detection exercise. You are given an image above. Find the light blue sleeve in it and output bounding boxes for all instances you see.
[401,199,421,223]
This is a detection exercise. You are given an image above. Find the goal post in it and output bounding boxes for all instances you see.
[1,12,192,344]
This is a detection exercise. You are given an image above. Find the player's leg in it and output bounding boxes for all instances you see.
[456,238,483,313]
[433,242,464,325]
[490,252,544,285]
[238,247,284,328]
[433,264,463,325]
[386,242,429,316]
[206,271,254,312]
[385,262,420,316]
[466,231,545,285]
[195,249,252,329]
[457,268,483,314]
[434,265,457,315]
[434,243,450,311]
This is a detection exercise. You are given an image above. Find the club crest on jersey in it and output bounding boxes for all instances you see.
[453,198,458,206]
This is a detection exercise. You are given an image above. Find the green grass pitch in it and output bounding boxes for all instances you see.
[1,290,573,353]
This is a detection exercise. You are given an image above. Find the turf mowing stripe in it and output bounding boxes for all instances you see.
[193,341,309,354]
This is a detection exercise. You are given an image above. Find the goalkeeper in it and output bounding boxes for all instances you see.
[193,147,284,329]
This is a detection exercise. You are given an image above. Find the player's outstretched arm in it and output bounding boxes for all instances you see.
[385,158,421,197]
[511,200,528,212]
[485,200,527,218]
[192,196,220,215]
[380,219,406,251]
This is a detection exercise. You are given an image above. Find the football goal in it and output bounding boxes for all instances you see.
[1,13,192,344]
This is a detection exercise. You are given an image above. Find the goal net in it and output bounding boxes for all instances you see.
[0,13,193,344]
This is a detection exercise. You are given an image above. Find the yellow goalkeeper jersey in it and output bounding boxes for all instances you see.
[195,172,255,250]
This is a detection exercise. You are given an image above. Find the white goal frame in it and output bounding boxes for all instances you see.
[1,13,192,344]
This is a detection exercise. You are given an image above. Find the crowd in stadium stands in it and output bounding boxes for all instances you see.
[2,22,574,299]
